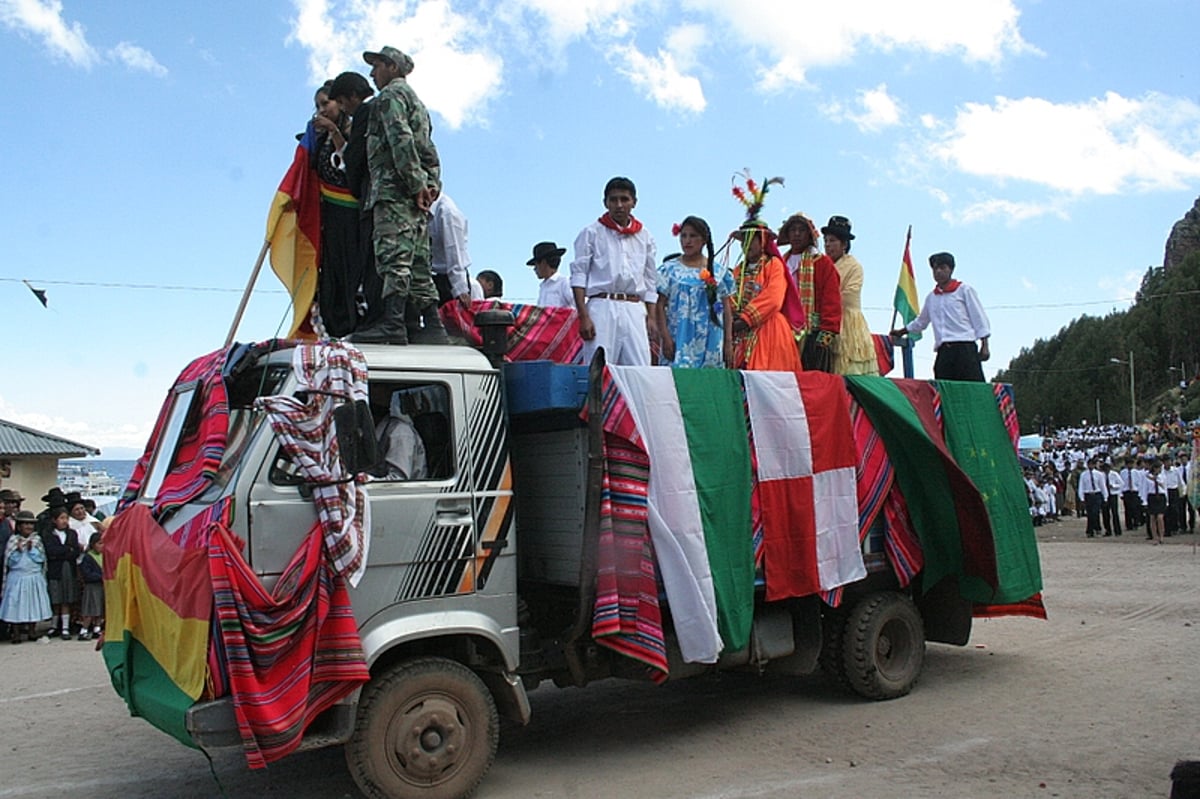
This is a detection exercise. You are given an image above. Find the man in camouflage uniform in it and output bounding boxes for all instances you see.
[355,45,445,345]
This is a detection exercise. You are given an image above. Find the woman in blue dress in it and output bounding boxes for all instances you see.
[656,215,733,368]
[0,511,52,643]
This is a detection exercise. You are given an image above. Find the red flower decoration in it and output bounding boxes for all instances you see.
[672,222,682,236]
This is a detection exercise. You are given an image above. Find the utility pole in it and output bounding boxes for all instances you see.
[1129,350,1136,425]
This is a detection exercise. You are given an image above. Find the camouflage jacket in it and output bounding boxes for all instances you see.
[365,78,441,209]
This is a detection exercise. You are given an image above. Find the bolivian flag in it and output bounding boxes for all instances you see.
[103,503,212,746]
[266,120,321,339]
[893,225,921,341]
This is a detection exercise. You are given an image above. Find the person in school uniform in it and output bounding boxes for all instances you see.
[1076,458,1108,538]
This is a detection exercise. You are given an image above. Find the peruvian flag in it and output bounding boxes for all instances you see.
[744,371,863,600]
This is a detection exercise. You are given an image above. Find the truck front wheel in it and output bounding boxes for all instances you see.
[346,657,499,799]
[843,592,925,700]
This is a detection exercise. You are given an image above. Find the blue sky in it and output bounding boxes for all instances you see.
[2,0,1199,457]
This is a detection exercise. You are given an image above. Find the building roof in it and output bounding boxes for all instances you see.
[0,418,100,458]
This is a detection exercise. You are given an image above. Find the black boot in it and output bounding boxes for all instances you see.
[351,294,408,345]
[410,303,449,345]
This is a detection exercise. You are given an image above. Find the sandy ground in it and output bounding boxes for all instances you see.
[0,515,1196,799]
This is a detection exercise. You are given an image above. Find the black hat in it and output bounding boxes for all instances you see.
[820,215,855,241]
[42,487,67,505]
[527,241,566,266]
[65,490,84,505]
[929,251,956,269]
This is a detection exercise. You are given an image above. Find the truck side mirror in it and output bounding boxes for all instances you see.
[334,399,378,475]
[475,309,514,366]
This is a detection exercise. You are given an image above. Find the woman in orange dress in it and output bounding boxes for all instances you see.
[731,223,804,371]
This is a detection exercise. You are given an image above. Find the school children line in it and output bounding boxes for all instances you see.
[0,488,105,643]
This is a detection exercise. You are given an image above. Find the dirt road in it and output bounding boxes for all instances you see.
[1,517,1196,799]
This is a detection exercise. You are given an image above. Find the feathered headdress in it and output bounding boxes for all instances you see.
[731,169,785,225]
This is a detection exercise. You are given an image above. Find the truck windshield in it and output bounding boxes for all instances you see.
[140,382,200,502]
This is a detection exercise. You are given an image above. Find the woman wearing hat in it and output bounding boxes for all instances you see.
[0,510,52,643]
[821,216,877,376]
[778,213,842,372]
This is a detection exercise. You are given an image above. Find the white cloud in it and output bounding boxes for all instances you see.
[290,0,504,129]
[684,0,1031,89]
[825,83,902,133]
[109,41,167,76]
[611,23,707,114]
[0,0,97,67]
[507,0,644,47]
[940,197,1069,225]
[932,92,1200,195]
[0,396,150,452]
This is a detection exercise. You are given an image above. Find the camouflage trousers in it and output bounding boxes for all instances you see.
[372,201,437,309]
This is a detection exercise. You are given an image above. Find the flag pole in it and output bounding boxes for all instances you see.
[225,240,271,348]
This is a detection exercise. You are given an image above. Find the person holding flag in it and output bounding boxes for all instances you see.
[891,251,991,381]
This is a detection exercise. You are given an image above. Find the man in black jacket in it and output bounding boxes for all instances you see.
[328,71,385,334]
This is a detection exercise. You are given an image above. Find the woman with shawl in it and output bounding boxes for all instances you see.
[0,510,52,643]
[730,221,803,372]
[312,81,363,338]
[821,215,878,376]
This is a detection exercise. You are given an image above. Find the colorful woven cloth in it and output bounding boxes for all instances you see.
[872,333,896,376]
[974,592,1048,620]
[102,503,214,747]
[120,347,230,518]
[255,342,372,587]
[846,376,999,602]
[590,371,668,682]
[210,521,369,768]
[992,383,1020,450]
[441,300,582,363]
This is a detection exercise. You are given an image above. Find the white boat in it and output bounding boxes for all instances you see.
[57,464,124,498]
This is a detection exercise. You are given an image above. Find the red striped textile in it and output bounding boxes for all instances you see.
[992,383,1020,450]
[882,483,923,587]
[974,592,1047,619]
[441,300,582,363]
[209,521,369,768]
[590,372,668,681]
[120,348,230,517]
[872,333,895,376]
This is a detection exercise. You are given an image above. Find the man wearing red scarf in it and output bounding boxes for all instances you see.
[891,251,991,381]
[570,176,662,365]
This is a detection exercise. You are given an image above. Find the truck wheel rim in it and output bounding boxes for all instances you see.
[876,618,914,680]
[387,694,469,784]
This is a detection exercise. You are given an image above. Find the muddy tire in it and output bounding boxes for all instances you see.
[819,608,851,693]
[346,657,499,799]
[843,592,924,700]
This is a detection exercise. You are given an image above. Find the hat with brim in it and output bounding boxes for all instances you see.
[527,241,566,266]
[820,215,855,241]
[0,488,23,502]
[12,509,36,526]
[42,487,66,505]
[363,46,406,67]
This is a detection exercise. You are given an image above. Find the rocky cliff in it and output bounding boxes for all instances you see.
[1164,195,1200,269]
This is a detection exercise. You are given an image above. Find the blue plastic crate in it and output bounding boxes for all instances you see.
[503,361,590,415]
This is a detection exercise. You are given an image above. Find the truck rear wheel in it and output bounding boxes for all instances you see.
[346,657,499,799]
[843,592,924,700]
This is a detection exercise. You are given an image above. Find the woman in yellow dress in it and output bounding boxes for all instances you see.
[821,215,877,376]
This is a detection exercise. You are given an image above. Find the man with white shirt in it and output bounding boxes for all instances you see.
[1077,457,1108,538]
[1162,454,1184,536]
[570,176,662,366]
[528,241,574,308]
[1119,457,1143,534]
[891,251,990,381]
[1101,461,1123,536]
[428,193,473,311]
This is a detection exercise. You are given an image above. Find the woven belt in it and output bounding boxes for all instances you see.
[589,292,642,302]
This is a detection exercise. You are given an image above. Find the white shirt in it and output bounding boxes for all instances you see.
[1077,468,1108,499]
[469,279,484,301]
[1141,472,1168,504]
[569,220,658,303]
[429,194,471,298]
[906,282,990,351]
[1159,468,1182,491]
[1105,470,1124,494]
[537,271,574,308]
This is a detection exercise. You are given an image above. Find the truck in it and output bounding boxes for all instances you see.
[104,318,1042,799]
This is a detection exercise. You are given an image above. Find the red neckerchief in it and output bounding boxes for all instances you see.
[598,213,643,235]
[934,279,962,295]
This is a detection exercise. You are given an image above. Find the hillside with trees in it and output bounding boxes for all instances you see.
[995,199,1200,432]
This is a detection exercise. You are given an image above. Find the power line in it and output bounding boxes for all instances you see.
[0,277,285,294]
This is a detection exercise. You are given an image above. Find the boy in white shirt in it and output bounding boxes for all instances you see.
[570,177,662,365]
[528,241,574,308]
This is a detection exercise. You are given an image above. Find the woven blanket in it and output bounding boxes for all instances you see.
[255,342,371,587]
[590,371,668,682]
[210,521,369,768]
[441,300,582,363]
[120,348,230,518]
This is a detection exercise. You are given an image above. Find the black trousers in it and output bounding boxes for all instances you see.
[1102,494,1121,534]
[1166,489,1180,534]
[1083,492,1103,536]
[1121,490,1142,530]
[933,341,985,381]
